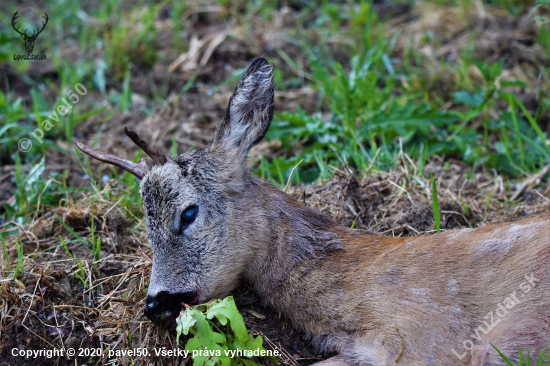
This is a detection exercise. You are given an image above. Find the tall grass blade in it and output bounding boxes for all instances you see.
[431,175,440,232]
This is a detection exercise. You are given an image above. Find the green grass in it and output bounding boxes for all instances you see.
[54,213,93,255]
[1,236,9,272]
[14,238,24,280]
[432,175,440,232]
[90,199,102,265]
[263,20,550,183]
[493,343,550,366]
[2,237,26,280]
[1,156,65,231]
[0,0,152,164]
[60,235,89,289]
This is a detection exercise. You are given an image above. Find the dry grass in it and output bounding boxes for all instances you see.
[291,157,550,236]
[1,156,549,365]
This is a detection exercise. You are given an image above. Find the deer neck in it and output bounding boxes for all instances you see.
[233,174,403,351]
[237,174,345,310]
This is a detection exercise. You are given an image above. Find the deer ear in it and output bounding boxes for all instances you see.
[211,57,274,156]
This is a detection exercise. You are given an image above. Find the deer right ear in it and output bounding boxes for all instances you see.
[210,57,274,157]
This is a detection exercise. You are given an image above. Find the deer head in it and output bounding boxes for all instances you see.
[76,57,274,325]
[12,11,49,54]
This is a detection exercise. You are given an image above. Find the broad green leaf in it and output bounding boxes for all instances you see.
[239,358,263,366]
[500,80,527,88]
[205,296,248,342]
[175,296,278,365]
[176,306,197,343]
[453,91,484,108]
[24,156,46,192]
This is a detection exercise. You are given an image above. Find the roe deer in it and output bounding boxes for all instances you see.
[76,57,550,366]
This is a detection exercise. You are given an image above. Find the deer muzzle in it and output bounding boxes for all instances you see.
[144,291,199,326]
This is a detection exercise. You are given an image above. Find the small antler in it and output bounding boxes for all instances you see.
[11,11,26,37]
[75,127,167,179]
[75,141,149,179]
[124,127,167,166]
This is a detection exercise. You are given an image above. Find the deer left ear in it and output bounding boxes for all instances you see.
[210,57,274,156]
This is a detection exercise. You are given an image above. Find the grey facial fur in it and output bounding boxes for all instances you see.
[141,57,275,302]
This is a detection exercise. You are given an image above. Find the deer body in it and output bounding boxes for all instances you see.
[226,172,550,366]
[77,57,550,366]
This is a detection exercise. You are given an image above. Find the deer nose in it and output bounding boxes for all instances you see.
[144,291,198,325]
[144,296,163,324]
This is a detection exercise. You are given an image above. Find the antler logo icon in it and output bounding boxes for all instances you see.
[11,11,49,54]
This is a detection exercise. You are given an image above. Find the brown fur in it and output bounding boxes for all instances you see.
[230,174,550,365]
[79,57,550,366]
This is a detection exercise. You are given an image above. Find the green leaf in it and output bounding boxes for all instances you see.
[205,296,248,342]
[175,296,278,365]
[244,335,265,351]
[177,305,226,366]
[239,358,264,366]
[24,156,46,192]
[501,80,528,88]
[59,235,74,261]
[30,88,49,112]
[212,332,226,344]
[453,91,484,107]
[176,306,197,343]
[185,336,202,351]
[472,59,503,84]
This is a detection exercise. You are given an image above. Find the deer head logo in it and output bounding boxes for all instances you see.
[11,11,49,54]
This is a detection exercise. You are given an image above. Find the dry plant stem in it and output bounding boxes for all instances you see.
[511,165,550,201]
[22,323,56,348]
[21,279,39,324]
[285,158,303,192]
[53,308,67,356]
[260,330,300,366]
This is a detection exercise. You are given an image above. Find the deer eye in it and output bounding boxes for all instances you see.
[181,205,198,227]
